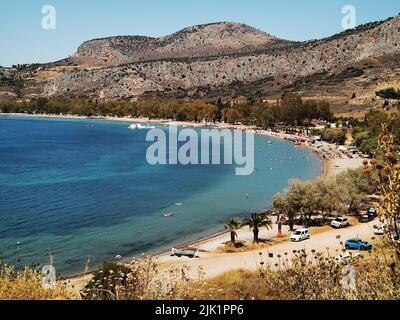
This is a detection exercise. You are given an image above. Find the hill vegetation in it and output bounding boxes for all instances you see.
[351,109,400,156]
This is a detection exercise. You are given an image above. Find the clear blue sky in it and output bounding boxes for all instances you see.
[0,0,399,66]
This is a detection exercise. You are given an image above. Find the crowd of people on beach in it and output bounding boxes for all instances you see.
[258,128,362,162]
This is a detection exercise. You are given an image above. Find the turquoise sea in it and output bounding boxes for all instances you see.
[0,116,322,275]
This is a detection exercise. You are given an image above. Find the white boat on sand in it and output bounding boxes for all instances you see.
[171,248,198,258]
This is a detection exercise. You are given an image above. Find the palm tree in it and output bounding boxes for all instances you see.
[224,218,240,245]
[242,213,272,244]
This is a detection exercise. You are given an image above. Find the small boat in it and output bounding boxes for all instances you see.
[171,248,198,258]
[163,213,174,218]
[129,124,156,130]
[267,140,273,145]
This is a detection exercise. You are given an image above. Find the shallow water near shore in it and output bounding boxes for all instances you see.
[0,116,322,275]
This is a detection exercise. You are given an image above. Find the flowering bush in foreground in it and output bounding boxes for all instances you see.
[1,245,399,300]
[0,262,74,300]
[184,246,400,300]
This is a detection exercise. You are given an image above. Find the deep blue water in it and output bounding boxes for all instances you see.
[0,116,322,275]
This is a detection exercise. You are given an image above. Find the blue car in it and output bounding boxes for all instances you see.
[345,238,373,250]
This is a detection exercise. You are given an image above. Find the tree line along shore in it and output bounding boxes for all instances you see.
[0,94,399,156]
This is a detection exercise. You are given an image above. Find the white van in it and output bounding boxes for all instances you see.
[331,216,349,228]
[290,228,310,242]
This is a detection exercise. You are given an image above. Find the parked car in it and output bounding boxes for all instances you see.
[331,216,349,228]
[290,228,310,242]
[335,251,361,264]
[359,214,374,223]
[345,238,373,251]
[374,224,386,235]
[367,207,378,217]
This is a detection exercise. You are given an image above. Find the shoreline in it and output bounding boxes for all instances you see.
[1,112,362,284]
[0,112,331,174]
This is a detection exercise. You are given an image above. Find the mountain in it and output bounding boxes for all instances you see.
[1,17,400,111]
[75,22,281,66]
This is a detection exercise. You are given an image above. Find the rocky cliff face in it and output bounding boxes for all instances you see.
[2,17,400,103]
[74,22,279,66]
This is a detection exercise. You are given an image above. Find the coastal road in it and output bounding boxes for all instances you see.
[156,219,379,279]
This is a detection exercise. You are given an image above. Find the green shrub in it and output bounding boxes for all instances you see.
[320,129,346,144]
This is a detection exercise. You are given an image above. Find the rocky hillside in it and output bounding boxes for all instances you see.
[1,17,400,107]
[74,22,280,66]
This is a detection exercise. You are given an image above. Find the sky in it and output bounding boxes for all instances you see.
[0,0,399,67]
